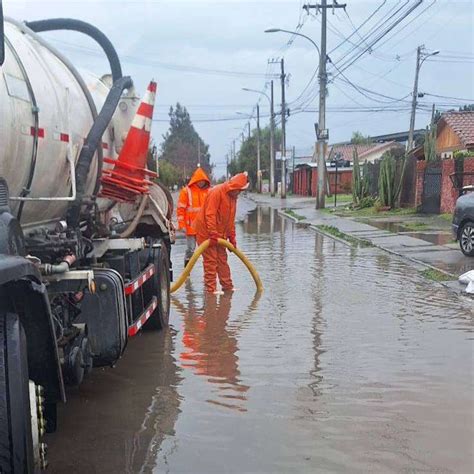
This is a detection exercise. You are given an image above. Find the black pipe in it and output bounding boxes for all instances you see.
[67,76,133,227]
[25,18,122,82]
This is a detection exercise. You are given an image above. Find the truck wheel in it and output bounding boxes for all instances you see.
[144,242,170,330]
[459,221,474,256]
[0,313,36,473]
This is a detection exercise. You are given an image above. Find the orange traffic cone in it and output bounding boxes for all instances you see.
[100,81,158,202]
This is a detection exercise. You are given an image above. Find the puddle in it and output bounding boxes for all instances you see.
[368,219,454,245]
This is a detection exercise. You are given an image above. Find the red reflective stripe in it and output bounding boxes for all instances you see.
[124,264,155,295]
[128,297,158,336]
[148,82,157,93]
[137,102,154,119]
[60,133,69,143]
[30,127,45,138]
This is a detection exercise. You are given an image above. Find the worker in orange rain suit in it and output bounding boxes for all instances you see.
[177,166,211,267]
[194,172,249,293]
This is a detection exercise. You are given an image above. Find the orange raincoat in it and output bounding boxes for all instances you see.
[194,172,249,292]
[176,167,211,236]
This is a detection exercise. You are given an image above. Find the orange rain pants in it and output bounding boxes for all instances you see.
[196,234,233,292]
[194,173,248,292]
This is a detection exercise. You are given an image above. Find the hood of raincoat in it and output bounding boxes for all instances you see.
[226,172,249,192]
[188,167,211,187]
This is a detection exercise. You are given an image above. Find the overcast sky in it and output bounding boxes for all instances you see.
[4,0,474,178]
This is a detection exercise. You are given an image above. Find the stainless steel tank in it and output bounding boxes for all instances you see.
[0,19,149,229]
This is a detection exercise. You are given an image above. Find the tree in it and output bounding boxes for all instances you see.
[350,131,372,145]
[228,126,282,190]
[160,103,213,180]
[158,160,181,188]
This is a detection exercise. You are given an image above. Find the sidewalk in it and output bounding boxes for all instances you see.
[247,193,473,291]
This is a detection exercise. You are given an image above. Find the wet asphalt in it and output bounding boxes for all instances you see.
[47,201,474,473]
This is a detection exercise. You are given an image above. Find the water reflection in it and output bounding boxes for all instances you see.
[47,329,182,474]
[173,285,250,412]
[308,232,326,398]
[243,206,280,235]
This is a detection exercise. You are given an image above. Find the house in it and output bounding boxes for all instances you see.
[414,111,474,213]
[292,141,404,198]
[327,141,403,164]
[436,111,474,158]
[293,163,352,197]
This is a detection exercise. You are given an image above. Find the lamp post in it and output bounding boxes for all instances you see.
[242,86,274,195]
[265,28,326,208]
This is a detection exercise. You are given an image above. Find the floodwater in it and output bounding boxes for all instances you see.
[47,202,474,473]
[367,219,454,246]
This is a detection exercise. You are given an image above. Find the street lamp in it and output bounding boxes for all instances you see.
[242,85,275,195]
[265,28,327,208]
[265,28,321,58]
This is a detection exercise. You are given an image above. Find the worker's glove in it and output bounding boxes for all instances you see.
[209,233,219,247]
[228,236,237,248]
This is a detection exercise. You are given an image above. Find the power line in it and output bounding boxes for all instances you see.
[49,38,277,79]
[330,1,423,77]
[422,92,474,102]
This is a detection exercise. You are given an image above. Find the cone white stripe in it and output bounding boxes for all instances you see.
[131,115,152,132]
[142,91,156,106]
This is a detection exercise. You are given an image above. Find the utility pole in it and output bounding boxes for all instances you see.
[407,46,439,151]
[292,145,296,194]
[226,153,229,180]
[408,46,422,152]
[303,0,346,209]
[247,122,251,139]
[280,58,287,199]
[256,104,261,193]
[197,139,201,166]
[270,80,275,197]
[269,58,287,198]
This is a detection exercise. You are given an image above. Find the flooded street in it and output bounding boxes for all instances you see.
[48,202,474,473]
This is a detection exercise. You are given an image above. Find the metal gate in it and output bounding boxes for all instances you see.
[421,163,442,213]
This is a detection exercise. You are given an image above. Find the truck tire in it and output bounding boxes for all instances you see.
[144,242,170,330]
[0,312,35,473]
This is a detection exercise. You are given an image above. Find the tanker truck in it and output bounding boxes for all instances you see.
[0,4,174,472]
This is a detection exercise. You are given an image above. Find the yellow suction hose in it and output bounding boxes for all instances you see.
[170,238,263,293]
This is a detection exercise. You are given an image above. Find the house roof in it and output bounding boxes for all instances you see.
[295,162,318,169]
[359,141,401,159]
[439,111,474,148]
[327,141,400,161]
[327,144,374,161]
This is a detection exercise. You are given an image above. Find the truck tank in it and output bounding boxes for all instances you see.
[0,18,171,232]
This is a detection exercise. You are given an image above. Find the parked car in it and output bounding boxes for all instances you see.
[452,186,474,256]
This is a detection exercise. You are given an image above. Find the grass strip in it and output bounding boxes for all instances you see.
[419,268,454,282]
[283,209,306,221]
[334,206,417,218]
